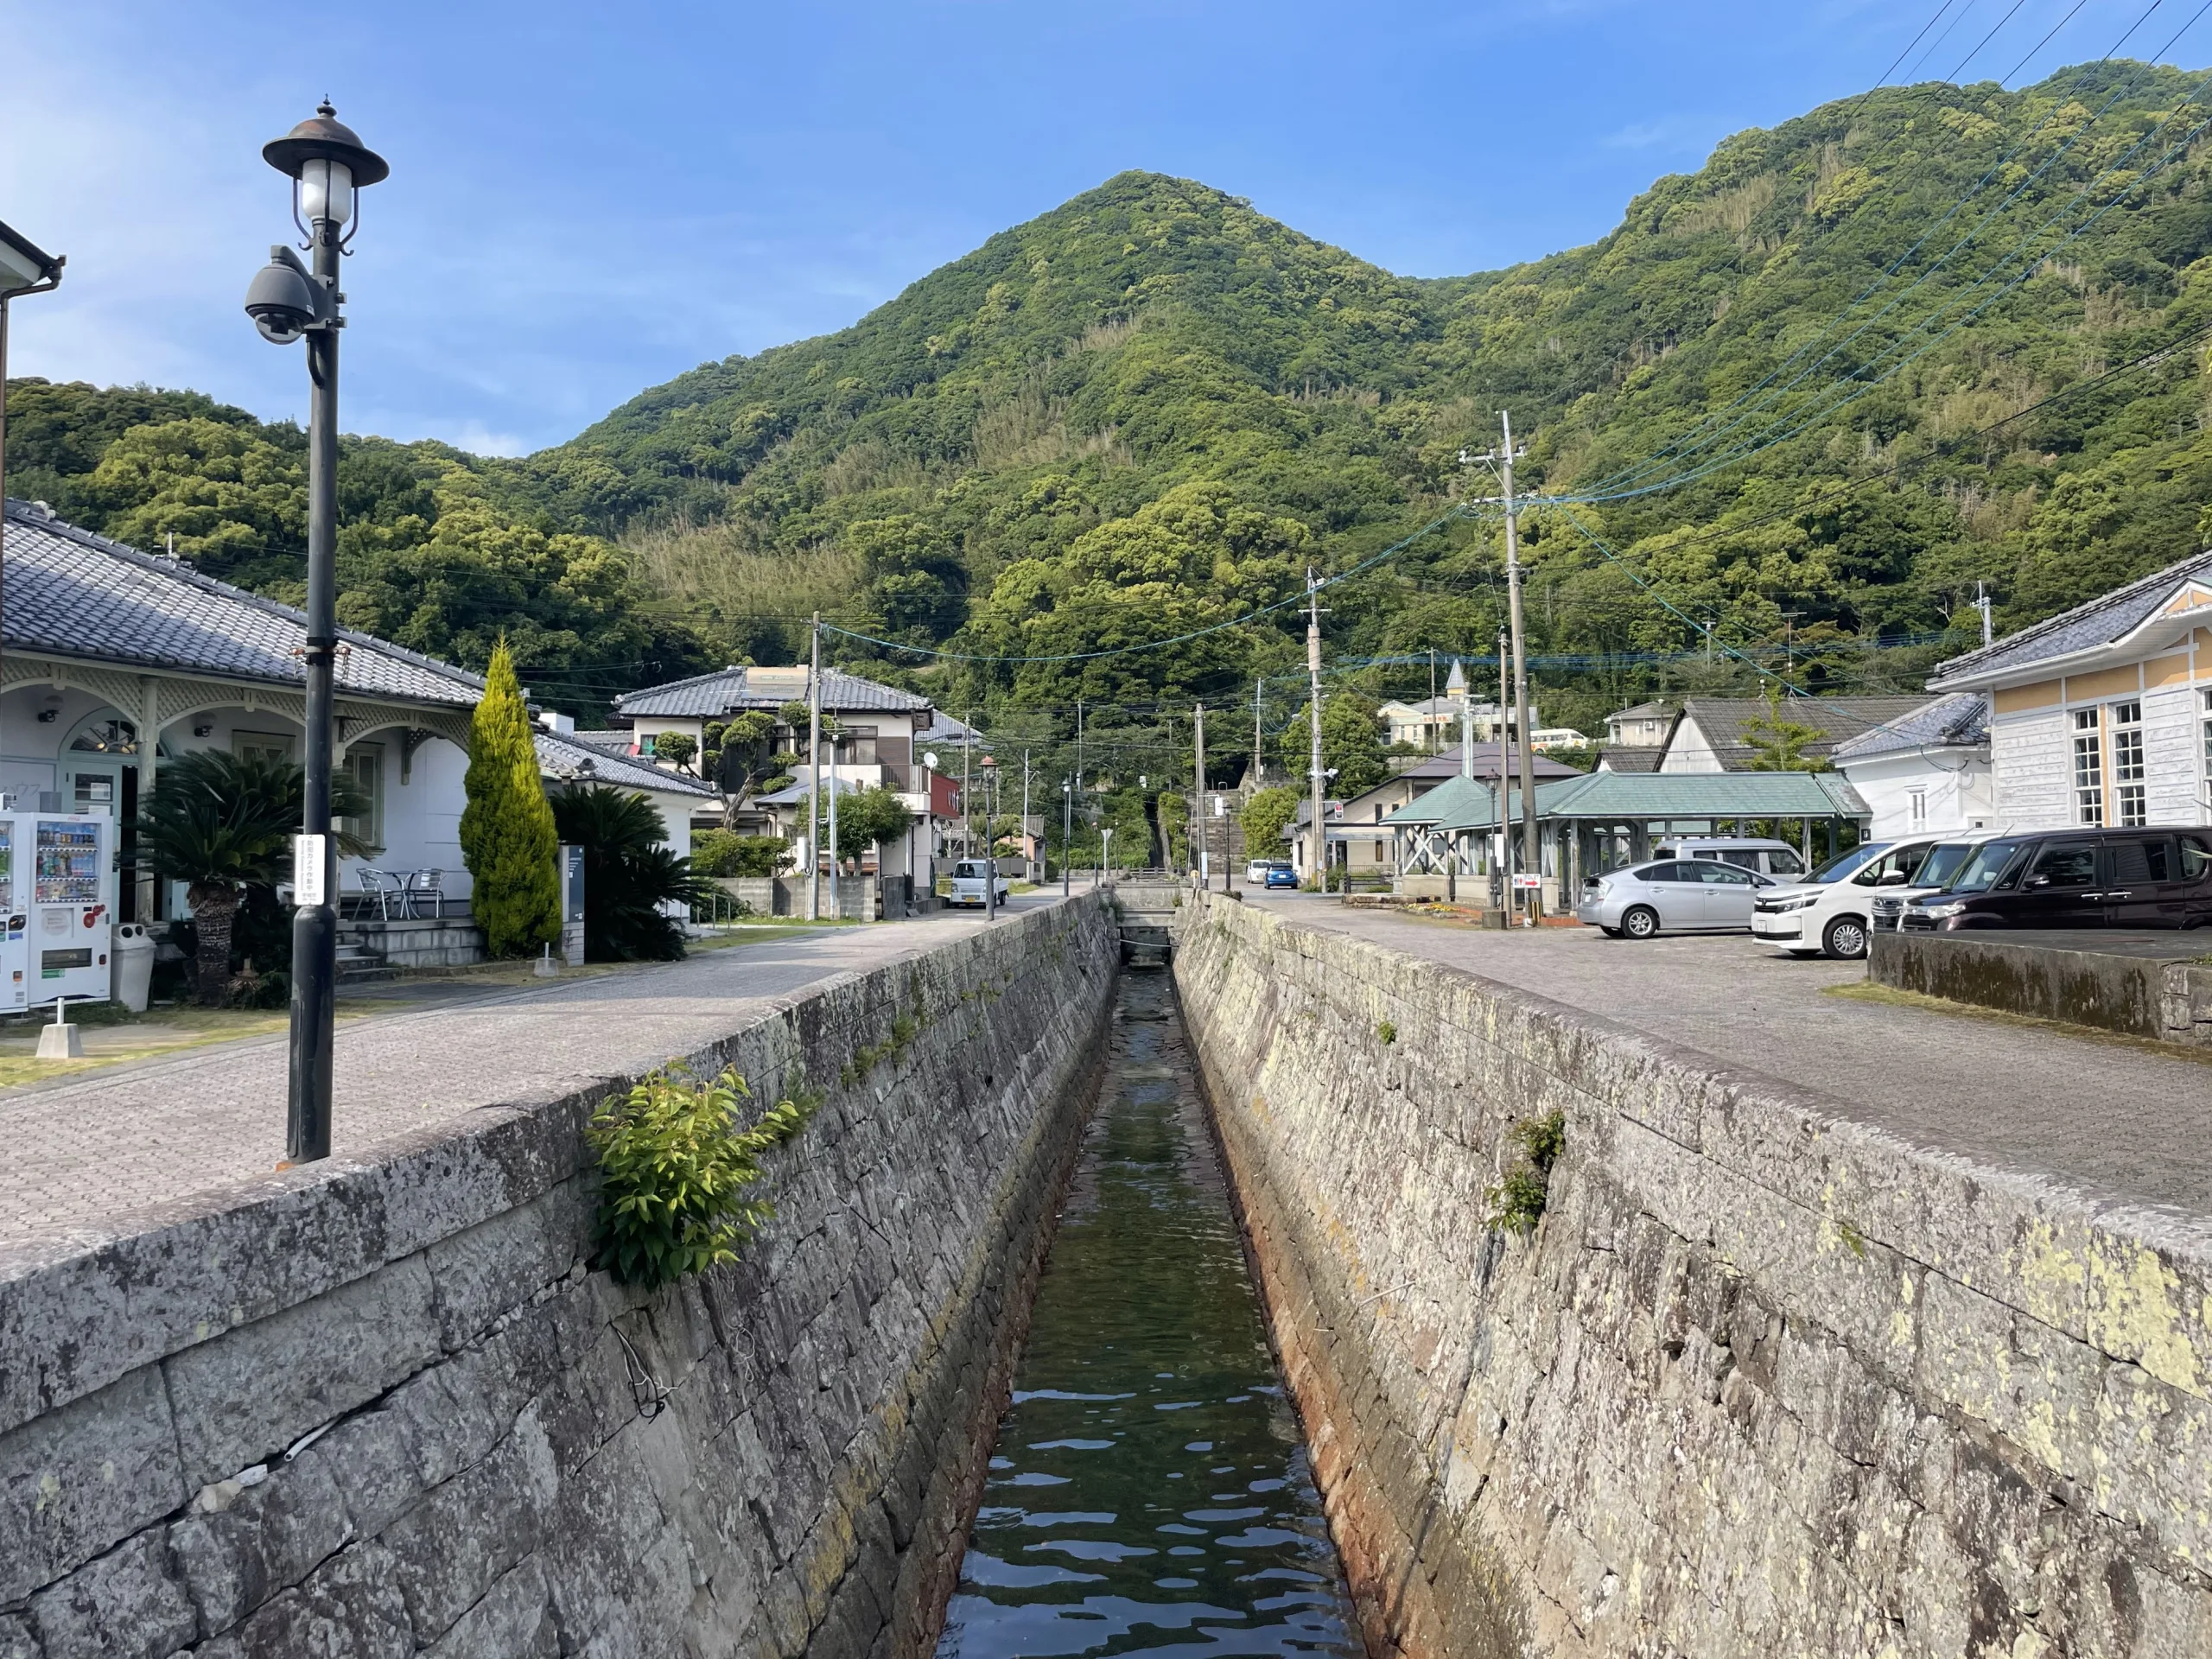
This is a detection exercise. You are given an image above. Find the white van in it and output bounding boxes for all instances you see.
[949,859,1009,908]
[1651,836,1809,880]
[1749,836,1944,959]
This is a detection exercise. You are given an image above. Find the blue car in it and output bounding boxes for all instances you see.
[1263,862,1298,889]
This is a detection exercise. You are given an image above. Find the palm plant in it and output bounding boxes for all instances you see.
[131,750,368,1005]
[550,784,713,961]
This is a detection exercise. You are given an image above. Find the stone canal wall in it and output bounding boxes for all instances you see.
[0,897,1116,1659]
[1173,894,2212,1659]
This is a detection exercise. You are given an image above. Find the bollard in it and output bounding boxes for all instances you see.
[35,997,83,1060]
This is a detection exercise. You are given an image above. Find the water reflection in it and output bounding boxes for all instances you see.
[935,972,1359,1658]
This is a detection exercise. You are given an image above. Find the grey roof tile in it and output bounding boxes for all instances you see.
[1930,548,2212,685]
[1675,696,1931,767]
[3,503,482,708]
[614,664,931,718]
[1830,693,1989,762]
[536,730,716,798]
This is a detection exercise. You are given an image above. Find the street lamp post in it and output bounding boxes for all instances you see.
[245,103,388,1165]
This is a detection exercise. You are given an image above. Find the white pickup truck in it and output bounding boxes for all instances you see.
[949,859,1011,908]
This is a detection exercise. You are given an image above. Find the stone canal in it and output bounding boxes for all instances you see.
[935,968,1359,1658]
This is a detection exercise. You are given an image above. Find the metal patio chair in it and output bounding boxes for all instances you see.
[355,866,399,921]
[403,868,445,919]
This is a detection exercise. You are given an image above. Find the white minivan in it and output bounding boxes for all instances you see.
[1749,837,1943,959]
[1651,836,1810,880]
[949,859,1010,908]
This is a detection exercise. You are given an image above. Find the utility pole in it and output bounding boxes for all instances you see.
[1499,413,1540,921]
[1022,750,1032,880]
[1495,629,1510,917]
[827,724,842,918]
[806,615,821,923]
[1075,700,1085,887]
[1427,648,1438,755]
[1975,582,1993,647]
[1306,569,1326,891]
[1253,679,1264,789]
[1780,608,1805,674]
[1061,777,1072,899]
[1193,702,1208,891]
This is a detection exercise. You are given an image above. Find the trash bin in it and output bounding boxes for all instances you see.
[112,923,156,1014]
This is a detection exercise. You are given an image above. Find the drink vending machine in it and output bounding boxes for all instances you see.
[0,810,116,1007]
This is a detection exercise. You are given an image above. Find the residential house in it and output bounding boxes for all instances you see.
[1656,696,1932,773]
[1,500,482,920]
[536,716,713,858]
[1605,700,1675,747]
[1925,550,2212,829]
[610,665,938,880]
[1829,693,1993,839]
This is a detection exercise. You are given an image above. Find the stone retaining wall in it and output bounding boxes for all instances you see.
[1872,930,2212,1046]
[1173,895,2212,1658]
[1,896,1116,1658]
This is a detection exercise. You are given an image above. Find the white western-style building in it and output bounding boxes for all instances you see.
[1927,550,2212,829]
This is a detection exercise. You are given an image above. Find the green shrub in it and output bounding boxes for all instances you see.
[460,641,560,957]
[587,1065,819,1286]
[1485,1109,1566,1236]
[691,830,788,878]
[1376,1020,1396,1045]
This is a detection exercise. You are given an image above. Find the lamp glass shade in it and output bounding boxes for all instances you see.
[301,158,354,227]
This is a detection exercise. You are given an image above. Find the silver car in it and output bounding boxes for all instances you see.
[1576,858,1775,939]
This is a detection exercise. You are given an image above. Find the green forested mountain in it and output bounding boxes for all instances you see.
[19,60,2212,749]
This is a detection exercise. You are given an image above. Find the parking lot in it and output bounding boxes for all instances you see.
[1246,892,2212,1215]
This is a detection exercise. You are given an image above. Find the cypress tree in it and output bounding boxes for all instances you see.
[460,641,559,957]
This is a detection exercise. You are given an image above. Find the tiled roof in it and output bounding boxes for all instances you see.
[537,730,716,798]
[1598,747,1662,772]
[614,665,931,719]
[1381,774,1501,826]
[1830,693,1989,762]
[1673,696,1931,768]
[1929,548,2212,686]
[3,502,482,708]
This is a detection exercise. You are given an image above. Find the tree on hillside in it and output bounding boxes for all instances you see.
[1742,683,1829,772]
[461,642,560,957]
[1275,693,1389,797]
[1241,786,1300,859]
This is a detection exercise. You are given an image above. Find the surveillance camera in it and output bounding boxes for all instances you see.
[244,245,327,345]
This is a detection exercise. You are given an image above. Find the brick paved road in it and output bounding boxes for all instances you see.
[0,899,1064,1251]
[1249,894,2212,1216]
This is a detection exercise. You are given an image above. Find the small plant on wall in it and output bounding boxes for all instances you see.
[588,1065,819,1286]
[1486,1110,1566,1236]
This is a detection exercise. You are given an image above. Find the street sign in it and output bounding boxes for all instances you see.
[292,834,327,906]
[1512,873,1541,890]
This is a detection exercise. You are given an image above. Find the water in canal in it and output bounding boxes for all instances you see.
[935,970,1361,1658]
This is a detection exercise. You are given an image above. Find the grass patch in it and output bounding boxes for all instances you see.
[1827,981,2212,1065]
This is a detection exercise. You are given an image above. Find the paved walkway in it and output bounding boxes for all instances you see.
[1247,895,2212,1217]
[0,899,1061,1252]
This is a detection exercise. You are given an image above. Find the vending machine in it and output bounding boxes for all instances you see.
[13,812,114,1006]
[0,819,22,1013]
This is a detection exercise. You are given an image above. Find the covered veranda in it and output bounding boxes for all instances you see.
[1421,770,1872,911]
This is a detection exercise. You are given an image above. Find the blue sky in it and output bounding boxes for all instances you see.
[3,1,2188,456]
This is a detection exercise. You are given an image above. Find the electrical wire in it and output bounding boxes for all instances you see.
[1586,3,2194,499]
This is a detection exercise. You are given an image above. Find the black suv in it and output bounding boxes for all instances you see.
[1900,826,2212,931]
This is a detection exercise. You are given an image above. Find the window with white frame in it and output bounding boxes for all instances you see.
[2202,689,2212,802]
[1907,786,1927,828]
[2072,708,2105,824]
[2111,700,2145,828]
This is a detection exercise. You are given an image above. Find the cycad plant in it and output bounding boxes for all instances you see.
[550,784,713,961]
[132,750,368,1004]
